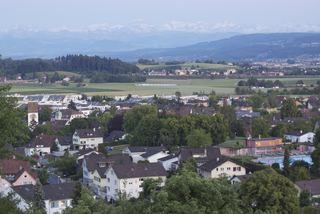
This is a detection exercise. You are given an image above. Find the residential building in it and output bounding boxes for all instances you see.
[105,130,126,143]
[11,182,75,214]
[72,128,104,150]
[157,153,178,171]
[123,146,168,163]
[140,150,169,163]
[0,158,37,186]
[178,147,222,166]
[24,134,57,156]
[92,168,107,196]
[230,174,252,185]
[283,130,314,143]
[198,157,247,178]
[55,136,72,151]
[105,163,167,201]
[75,148,100,164]
[82,153,131,188]
[295,178,320,198]
[242,137,283,155]
[186,99,208,107]
[50,108,85,125]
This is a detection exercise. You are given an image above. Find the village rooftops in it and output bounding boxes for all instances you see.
[75,128,103,138]
[12,182,75,201]
[179,147,222,162]
[24,135,57,148]
[126,146,168,153]
[158,153,178,162]
[84,153,131,172]
[105,130,126,142]
[108,163,168,179]
[198,157,247,172]
[284,130,310,136]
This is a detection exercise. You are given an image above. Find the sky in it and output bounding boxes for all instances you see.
[1,0,320,30]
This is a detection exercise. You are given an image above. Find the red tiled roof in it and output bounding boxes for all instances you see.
[0,159,31,175]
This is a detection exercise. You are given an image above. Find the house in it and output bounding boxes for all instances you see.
[178,147,222,166]
[242,137,283,155]
[123,146,168,163]
[105,163,167,201]
[299,142,316,153]
[0,158,37,186]
[50,108,85,125]
[11,182,75,214]
[230,174,252,185]
[283,130,314,143]
[92,167,108,196]
[55,136,72,151]
[105,130,126,143]
[140,150,169,163]
[198,157,247,178]
[82,153,131,188]
[72,128,104,150]
[75,148,100,164]
[236,110,260,119]
[157,153,179,171]
[0,76,7,83]
[295,178,320,198]
[24,134,57,156]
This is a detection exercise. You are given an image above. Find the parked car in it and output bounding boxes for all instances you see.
[105,146,114,151]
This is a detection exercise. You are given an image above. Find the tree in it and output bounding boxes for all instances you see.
[250,118,270,138]
[98,143,108,154]
[109,104,118,115]
[53,150,77,176]
[101,112,113,133]
[175,91,182,102]
[68,100,77,110]
[32,179,46,213]
[107,114,124,132]
[311,106,319,112]
[247,94,263,108]
[0,84,25,159]
[280,98,303,119]
[296,167,308,181]
[69,118,88,134]
[185,157,198,173]
[37,167,50,184]
[50,142,59,153]
[70,181,83,206]
[311,144,320,176]
[238,168,300,213]
[186,129,212,148]
[299,190,312,207]
[283,146,291,177]
[313,127,320,147]
[268,122,293,138]
[61,80,69,86]
[39,106,51,123]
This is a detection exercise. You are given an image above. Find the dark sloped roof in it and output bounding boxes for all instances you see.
[94,167,107,178]
[14,148,26,156]
[198,158,243,171]
[180,147,222,162]
[56,136,72,145]
[24,135,57,148]
[75,148,97,156]
[284,130,309,136]
[0,159,31,174]
[111,163,167,179]
[75,128,104,138]
[235,174,252,181]
[158,153,178,162]
[12,182,75,201]
[140,150,163,158]
[295,178,320,196]
[127,146,168,153]
[105,131,126,142]
[84,153,131,172]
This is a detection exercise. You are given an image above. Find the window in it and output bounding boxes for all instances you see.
[233,167,241,172]
[61,200,66,206]
[135,180,137,184]
[139,178,144,182]
[114,189,118,194]
[91,139,95,141]
[279,139,282,144]
[257,142,261,146]
[227,167,231,171]
[94,176,101,182]
[128,180,133,185]
[84,171,88,176]
[216,168,219,171]
[114,180,117,185]
[220,168,224,171]
[129,189,133,194]
[51,201,59,208]
[108,178,110,183]
[24,175,28,178]
[108,186,110,191]
[111,170,114,175]
[22,181,29,185]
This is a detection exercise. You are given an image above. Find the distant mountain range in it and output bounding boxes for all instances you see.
[1,21,320,61]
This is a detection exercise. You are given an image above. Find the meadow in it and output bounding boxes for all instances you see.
[4,76,320,97]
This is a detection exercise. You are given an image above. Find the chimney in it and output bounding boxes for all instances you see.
[161,144,163,147]
[217,157,219,161]
[204,149,207,157]
[259,135,261,139]
[19,165,22,171]
[144,148,147,152]
[107,154,110,159]
[93,128,95,132]
[300,130,302,133]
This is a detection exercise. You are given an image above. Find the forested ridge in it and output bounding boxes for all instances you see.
[0,55,142,82]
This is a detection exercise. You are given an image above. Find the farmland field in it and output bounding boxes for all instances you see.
[136,63,240,70]
[4,77,320,96]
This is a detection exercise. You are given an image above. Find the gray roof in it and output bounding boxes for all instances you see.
[198,157,243,171]
[295,178,320,196]
[75,128,103,138]
[284,130,310,137]
[158,153,178,162]
[236,110,260,119]
[75,148,97,157]
[105,131,126,142]
[84,153,131,172]
[127,146,168,153]
[111,163,167,179]
[140,150,163,158]
[56,136,72,145]
[180,147,221,163]
[12,182,75,201]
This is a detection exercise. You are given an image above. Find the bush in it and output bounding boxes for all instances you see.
[271,163,280,169]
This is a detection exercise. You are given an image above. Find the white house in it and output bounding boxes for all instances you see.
[140,150,169,163]
[283,130,314,143]
[55,136,72,151]
[24,135,57,156]
[105,163,167,201]
[157,153,178,171]
[72,128,104,150]
[11,182,75,214]
[123,146,168,163]
[230,174,252,185]
[197,157,247,179]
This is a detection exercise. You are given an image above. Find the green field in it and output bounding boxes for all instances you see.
[4,76,320,96]
[137,63,240,70]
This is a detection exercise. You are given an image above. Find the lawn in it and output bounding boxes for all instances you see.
[107,145,128,154]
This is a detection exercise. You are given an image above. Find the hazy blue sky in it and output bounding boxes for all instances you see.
[1,0,320,29]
